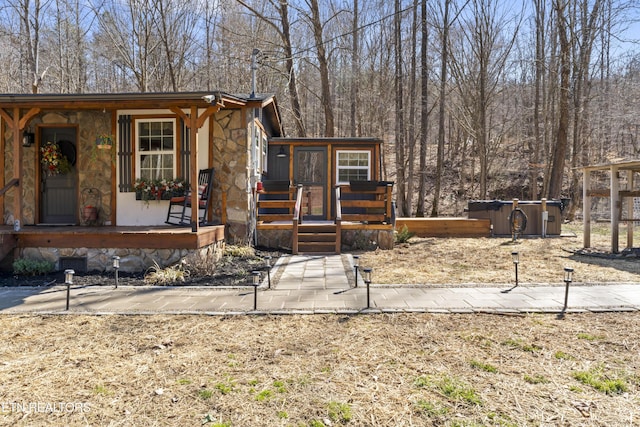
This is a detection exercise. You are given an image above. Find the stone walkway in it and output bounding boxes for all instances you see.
[0,254,638,315]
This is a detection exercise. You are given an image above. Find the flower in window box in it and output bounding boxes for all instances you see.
[134,177,186,203]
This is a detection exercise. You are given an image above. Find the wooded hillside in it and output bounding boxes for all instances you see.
[1,0,638,216]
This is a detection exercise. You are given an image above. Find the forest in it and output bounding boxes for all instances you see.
[1,0,639,217]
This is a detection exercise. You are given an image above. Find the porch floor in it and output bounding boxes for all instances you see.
[3,224,225,250]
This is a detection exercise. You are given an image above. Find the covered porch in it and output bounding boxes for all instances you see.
[0,224,225,272]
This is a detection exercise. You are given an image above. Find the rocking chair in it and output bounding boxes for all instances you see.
[165,168,215,226]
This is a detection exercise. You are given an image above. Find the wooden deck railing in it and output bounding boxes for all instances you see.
[334,186,342,253]
[256,182,297,223]
[292,185,303,254]
[337,182,394,224]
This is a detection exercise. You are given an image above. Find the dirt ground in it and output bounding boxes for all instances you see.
[0,222,639,426]
[358,222,640,286]
[1,313,638,426]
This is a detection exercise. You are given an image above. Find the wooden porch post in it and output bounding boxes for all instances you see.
[0,108,25,228]
[611,166,620,253]
[189,105,199,231]
[171,104,220,232]
[627,171,634,249]
[583,168,590,248]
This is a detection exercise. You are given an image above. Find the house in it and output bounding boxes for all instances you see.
[0,92,394,273]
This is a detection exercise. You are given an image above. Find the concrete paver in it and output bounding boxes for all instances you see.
[0,254,638,315]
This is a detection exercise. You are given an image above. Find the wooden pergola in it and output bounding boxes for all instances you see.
[582,160,640,253]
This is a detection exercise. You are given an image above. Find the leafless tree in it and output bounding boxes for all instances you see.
[416,0,429,217]
[236,0,306,136]
[547,0,571,199]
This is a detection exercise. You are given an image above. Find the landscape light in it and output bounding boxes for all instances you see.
[353,255,360,288]
[559,267,574,319]
[112,255,120,289]
[264,256,272,288]
[251,271,261,310]
[564,267,573,284]
[362,267,372,308]
[512,251,519,288]
[64,269,75,311]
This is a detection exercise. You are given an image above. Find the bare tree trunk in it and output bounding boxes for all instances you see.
[531,0,546,200]
[308,0,334,137]
[394,0,407,216]
[431,0,450,217]
[279,2,306,136]
[405,0,419,216]
[568,0,603,218]
[16,0,45,93]
[416,0,429,217]
[350,0,359,137]
[548,0,570,199]
[235,0,306,136]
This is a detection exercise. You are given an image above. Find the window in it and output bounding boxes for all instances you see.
[251,120,267,175]
[336,150,371,184]
[136,119,175,180]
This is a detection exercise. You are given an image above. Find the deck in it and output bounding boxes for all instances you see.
[2,224,226,250]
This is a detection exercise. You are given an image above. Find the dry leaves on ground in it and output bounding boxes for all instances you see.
[0,313,638,426]
[360,222,640,285]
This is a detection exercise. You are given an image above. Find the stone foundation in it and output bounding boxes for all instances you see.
[257,229,394,252]
[18,240,225,273]
[341,229,394,251]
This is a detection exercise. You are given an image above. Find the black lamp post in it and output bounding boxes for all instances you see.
[362,267,372,308]
[251,271,261,310]
[559,267,574,318]
[264,256,272,289]
[512,251,519,288]
[112,255,120,289]
[65,269,74,310]
[353,255,360,288]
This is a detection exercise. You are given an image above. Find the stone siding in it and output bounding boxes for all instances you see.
[211,110,252,244]
[3,111,113,225]
[20,240,225,273]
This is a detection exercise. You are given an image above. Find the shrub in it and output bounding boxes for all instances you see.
[144,260,189,285]
[12,258,54,276]
[395,225,414,243]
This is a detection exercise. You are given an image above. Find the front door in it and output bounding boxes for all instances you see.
[293,147,327,220]
[39,127,78,224]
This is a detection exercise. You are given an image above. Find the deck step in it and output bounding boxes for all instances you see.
[296,224,338,254]
[298,233,336,242]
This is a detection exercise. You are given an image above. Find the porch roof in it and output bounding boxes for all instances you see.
[0,91,259,108]
[0,91,283,137]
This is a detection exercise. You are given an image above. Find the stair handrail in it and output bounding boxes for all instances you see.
[0,178,19,197]
[293,185,303,224]
[335,185,342,253]
[335,185,342,223]
[292,185,303,254]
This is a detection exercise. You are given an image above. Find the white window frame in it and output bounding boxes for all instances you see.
[251,120,267,175]
[135,118,176,180]
[336,150,371,185]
